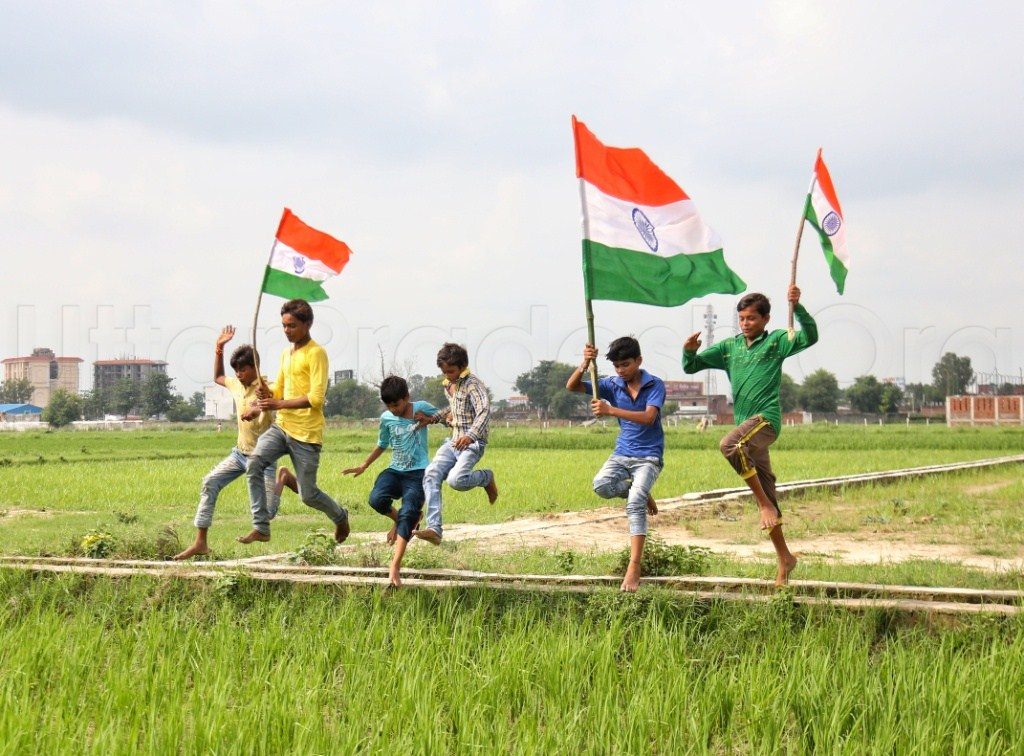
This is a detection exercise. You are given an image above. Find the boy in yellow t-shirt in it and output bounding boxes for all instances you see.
[241,299,350,544]
[174,325,296,560]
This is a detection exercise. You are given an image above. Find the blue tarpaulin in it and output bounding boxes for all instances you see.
[0,403,43,415]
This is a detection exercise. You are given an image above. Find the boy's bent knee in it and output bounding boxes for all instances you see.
[446,472,472,491]
[368,494,392,516]
[593,481,619,499]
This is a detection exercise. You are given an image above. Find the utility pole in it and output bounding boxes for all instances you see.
[703,305,717,422]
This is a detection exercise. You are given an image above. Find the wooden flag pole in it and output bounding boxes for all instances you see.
[585,298,600,401]
[577,158,600,402]
[788,148,821,340]
[251,239,279,391]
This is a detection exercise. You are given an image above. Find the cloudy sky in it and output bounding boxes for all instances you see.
[2,1,1022,398]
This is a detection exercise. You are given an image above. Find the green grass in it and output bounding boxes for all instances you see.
[1,571,1022,754]
[2,424,1019,560]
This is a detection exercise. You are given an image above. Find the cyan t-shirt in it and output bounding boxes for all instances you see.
[583,370,666,460]
[377,400,439,471]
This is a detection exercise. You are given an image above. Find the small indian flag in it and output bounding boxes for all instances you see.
[261,208,351,302]
[804,151,849,294]
[572,116,745,307]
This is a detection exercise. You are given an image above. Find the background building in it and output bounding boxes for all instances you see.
[93,358,168,395]
[2,348,83,407]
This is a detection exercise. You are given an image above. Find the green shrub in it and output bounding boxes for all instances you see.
[616,537,711,577]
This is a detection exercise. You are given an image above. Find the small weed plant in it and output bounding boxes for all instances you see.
[616,537,711,577]
[79,530,115,559]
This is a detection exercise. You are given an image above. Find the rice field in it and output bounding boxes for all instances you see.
[2,424,1024,753]
[0,423,1018,558]
[1,570,1022,754]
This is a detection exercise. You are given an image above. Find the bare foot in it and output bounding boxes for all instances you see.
[413,528,442,546]
[759,504,780,531]
[485,478,499,505]
[620,560,642,592]
[385,524,397,545]
[236,530,270,544]
[388,566,402,589]
[776,554,798,587]
[275,467,298,495]
[335,516,350,544]
[646,494,658,516]
[173,542,210,561]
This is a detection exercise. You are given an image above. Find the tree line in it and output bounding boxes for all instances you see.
[2,349,999,427]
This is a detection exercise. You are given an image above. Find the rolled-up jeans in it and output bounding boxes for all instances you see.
[422,438,492,539]
[246,424,348,536]
[194,447,277,529]
[592,454,663,536]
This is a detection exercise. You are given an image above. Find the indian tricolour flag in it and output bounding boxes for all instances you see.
[572,116,745,307]
[803,151,849,294]
[261,208,351,302]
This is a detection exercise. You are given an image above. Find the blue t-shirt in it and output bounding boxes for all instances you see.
[583,370,666,459]
[377,400,439,472]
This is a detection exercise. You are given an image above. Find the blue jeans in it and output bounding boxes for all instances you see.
[368,468,425,541]
[593,454,663,536]
[422,438,492,538]
[194,448,277,529]
[245,424,348,535]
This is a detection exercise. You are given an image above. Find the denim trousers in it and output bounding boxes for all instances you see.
[592,454,663,536]
[193,447,277,529]
[368,467,426,541]
[422,438,492,538]
[245,424,348,535]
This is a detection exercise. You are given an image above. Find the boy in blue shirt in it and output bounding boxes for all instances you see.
[343,375,439,588]
[567,337,665,592]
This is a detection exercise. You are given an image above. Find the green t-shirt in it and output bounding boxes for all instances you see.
[682,304,818,434]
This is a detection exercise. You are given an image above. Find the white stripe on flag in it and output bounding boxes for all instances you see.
[269,242,337,281]
[582,188,723,255]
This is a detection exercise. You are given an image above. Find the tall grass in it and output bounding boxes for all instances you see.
[0,571,1021,753]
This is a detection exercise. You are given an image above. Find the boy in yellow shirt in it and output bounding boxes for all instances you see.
[240,299,350,544]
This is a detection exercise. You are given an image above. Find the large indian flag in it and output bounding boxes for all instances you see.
[803,152,849,294]
[261,208,351,302]
[572,117,745,307]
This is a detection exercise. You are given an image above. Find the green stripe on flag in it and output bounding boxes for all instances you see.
[582,241,746,307]
[804,205,847,295]
[261,267,330,302]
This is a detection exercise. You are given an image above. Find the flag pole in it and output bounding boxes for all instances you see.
[577,168,600,401]
[788,148,821,340]
[251,238,278,390]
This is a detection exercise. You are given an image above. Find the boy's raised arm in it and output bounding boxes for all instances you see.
[782,285,818,356]
[567,344,599,393]
[213,325,234,387]
[682,333,727,374]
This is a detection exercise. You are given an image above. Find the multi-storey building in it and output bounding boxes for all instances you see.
[2,348,83,407]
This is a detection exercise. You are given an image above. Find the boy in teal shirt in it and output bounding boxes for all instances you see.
[683,285,817,586]
[343,375,438,588]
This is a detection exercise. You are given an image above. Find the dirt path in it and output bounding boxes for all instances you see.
[437,455,1024,571]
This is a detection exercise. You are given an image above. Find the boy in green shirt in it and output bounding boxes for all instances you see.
[683,285,817,585]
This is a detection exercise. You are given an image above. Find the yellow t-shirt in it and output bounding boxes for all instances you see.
[272,339,329,445]
[223,375,273,454]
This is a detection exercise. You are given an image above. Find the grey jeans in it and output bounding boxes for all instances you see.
[592,454,663,536]
[194,447,278,529]
[245,424,348,535]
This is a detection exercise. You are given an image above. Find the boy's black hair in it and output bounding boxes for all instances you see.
[281,299,314,324]
[436,342,469,370]
[229,345,258,371]
[380,375,410,404]
[737,293,771,317]
[605,336,641,362]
